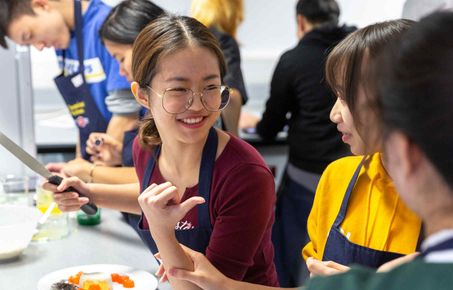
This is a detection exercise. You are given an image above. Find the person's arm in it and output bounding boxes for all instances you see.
[221,88,242,136]
[42,177,142,214]
[106,113,139,144]
[138,182,206,290]
[168,245,296,290]
[302,170,327,261]
[214,31,247,136]
[256,54,293,140]
[48,158,137,184]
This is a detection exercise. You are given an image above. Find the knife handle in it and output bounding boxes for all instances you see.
[48,175,98,215]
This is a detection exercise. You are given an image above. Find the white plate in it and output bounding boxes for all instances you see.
[37,264,158,290]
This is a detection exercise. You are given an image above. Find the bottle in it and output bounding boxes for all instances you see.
[77,209,101,226]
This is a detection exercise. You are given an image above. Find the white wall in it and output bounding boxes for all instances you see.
[31,0,409,114]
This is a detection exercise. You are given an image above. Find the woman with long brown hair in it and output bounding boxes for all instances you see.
[45,14,279,290]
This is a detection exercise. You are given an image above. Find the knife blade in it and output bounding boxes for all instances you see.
[0,130,98,215]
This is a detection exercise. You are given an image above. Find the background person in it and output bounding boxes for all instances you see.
[50,0,165,185]
[0,0,141,161]
[240,0,353,286]
[191,0,248,136]
[301,19,422,276]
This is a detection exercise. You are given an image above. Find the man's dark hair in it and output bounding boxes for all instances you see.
[0,0,35,48]
[296,0,340,25]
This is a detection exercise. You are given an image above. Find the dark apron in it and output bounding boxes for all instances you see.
[121,128,138,167]
[54,0,108,160]
[136,127,217,254]
[322,158,404,268]
[121,128,140,230]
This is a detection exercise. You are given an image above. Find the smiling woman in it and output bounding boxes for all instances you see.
[128,15,279,290]
[44,13,279,290]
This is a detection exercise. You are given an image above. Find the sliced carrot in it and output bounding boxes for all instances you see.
[111,273,121,283]
[122,278,135,288]
[88,284,101,290]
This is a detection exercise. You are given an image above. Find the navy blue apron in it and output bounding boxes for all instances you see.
[322,158,404,268]
[54,0,108,160]
[121,128,140,230]
[136,127,217,254]
[121,128,138,167]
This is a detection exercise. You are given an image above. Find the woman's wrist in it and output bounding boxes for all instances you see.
[88,163,98,183]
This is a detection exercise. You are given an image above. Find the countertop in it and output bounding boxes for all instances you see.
[0,209,170,290]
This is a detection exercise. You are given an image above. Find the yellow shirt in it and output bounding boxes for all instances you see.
[302,153,421,261]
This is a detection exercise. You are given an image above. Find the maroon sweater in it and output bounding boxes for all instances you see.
[133,135,279,286]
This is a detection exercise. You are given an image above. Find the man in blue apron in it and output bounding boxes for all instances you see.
[0,0,141,161]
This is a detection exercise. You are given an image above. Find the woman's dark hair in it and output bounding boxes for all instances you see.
[325,19,414,135]
[99,0,164,45]
[375,11,453,189]
[132,15,226,148]
[296,0,340,25]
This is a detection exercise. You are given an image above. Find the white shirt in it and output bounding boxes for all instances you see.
[421,229,453,263]
[402,0,453,20]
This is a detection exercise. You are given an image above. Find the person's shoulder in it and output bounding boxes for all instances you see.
[323,155,363,176]
[85,0,113,27]
[365,261,453,290]
[216,134,271,174]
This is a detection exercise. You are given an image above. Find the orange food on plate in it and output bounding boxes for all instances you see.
[67,271,136,289]
[122,278,135,288]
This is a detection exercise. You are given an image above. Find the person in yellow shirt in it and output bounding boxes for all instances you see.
[301,19,422,273]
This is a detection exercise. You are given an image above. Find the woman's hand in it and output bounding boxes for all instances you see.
[86,132,123,166]
[46,158,94,182]
[167,245,231,290]
[138,182,205,236]
[306,257,350,277]
[41,176,92,212]
[154,252,169,283]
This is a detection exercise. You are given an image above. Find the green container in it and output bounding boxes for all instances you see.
[77,209,101,226]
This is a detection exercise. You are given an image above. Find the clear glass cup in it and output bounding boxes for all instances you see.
[32,187,71,242]
[0,175,36,206]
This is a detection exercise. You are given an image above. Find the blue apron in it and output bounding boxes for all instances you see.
[54,0,108,161]
[121,128,138,167]
[322,158,404,268]
[136,127,217,254]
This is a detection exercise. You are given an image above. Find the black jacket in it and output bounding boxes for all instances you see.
[211,27,249,104]
[256,25,355,174]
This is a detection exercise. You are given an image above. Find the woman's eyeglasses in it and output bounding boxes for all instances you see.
[146,85,230,114]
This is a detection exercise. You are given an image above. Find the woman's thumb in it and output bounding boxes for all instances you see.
[179,197,205,215]
[168,267,198,284]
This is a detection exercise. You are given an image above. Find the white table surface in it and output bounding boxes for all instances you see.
[0,209,171,290]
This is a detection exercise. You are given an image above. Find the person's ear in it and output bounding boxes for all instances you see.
[388,132,423,183]
[131,82,150,108]
[297,15,306,38]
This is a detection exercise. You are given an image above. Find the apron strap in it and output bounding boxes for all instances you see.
[333,156,366,227]
[61,0,85,79]
[142,145,161,191]
[197,127,217,228]
[141,127,218,229]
